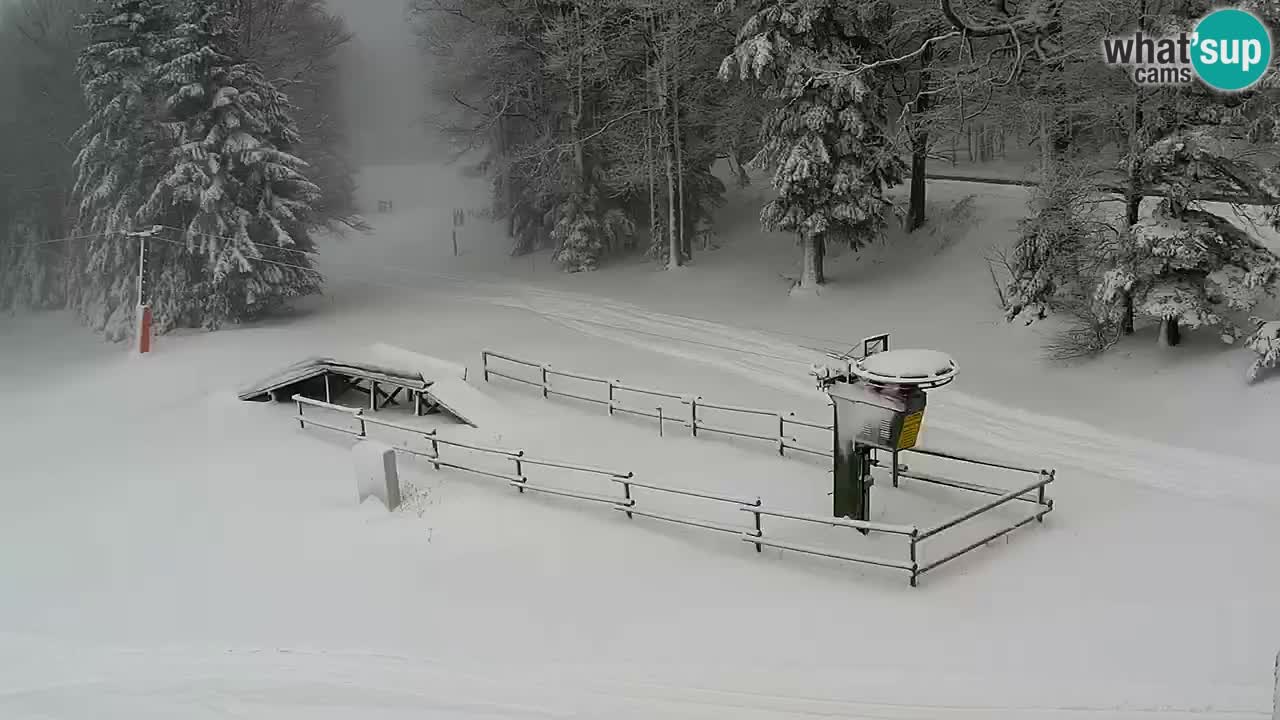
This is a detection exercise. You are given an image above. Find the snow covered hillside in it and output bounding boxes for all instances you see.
[1,163,1278,719]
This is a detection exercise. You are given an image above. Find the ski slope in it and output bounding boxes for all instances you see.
[482,285,1280,509]
[1,163,1278,719]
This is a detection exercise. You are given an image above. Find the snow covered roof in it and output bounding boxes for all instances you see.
[853,349,958,387]
[237,356,429,403]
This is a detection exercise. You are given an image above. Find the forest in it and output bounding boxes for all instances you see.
[0,0,355,337]
[413,0,1280,370]
[2,0,1280,376]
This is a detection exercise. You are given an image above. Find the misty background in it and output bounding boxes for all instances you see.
[327,0,439,167]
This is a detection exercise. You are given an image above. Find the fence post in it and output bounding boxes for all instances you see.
[481,351,490,382]
[514,453,525,493]
[622,481,633,518]
[1272,649,1278,720]
[356,410,367,438]
[1037,471,1051,521]
[777,415,786,457]
[428,430,440,470]
[541,365,549,399]
[658,406,664,437]
[296,401,306,429]
[607,381,615,416]
[909,529,920,588]
[689,396,699,437]
[750,500,763,553]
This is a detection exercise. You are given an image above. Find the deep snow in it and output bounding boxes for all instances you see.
[1,162,1278,719]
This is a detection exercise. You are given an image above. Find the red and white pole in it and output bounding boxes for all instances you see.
[130,227,156,355]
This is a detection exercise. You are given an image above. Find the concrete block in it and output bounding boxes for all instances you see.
[353,440,401,511]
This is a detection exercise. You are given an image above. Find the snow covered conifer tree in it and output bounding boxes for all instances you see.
[719,0,904,291]
[142,0,322,331]
[1095,133,1280,347]
[71,0,173,339]
[1244,317,1280,383]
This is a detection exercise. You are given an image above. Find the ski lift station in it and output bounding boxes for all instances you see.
[243,335,1056,587]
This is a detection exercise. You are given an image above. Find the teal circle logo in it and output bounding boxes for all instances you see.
[1191,8,1272,91]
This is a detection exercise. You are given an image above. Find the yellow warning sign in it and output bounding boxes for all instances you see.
[897,411,924,450]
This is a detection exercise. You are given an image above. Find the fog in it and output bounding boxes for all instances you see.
[327,0,444,167]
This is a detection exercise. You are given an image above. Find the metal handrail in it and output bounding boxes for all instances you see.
[743,506,918,536]
[904,446,1047,476]
[917,474,1054,541]
[615,478,759,507]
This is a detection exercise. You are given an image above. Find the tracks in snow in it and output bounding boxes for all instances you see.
[476,285,1280,510]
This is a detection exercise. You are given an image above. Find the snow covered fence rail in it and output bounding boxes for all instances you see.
[868,448,1055,582]
[292,395,637,505]
[480,349,831,458]
[911,473,1055,582]
[291,394,1035,586]
[742,507,921,581]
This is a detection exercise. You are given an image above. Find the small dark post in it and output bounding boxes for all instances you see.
[514,454,524,493]
[297,402,306,429]
[657,406,664,437]
[1037,471,1051,521]
[751,501,763,552]
[481,351,489,382]
[429,433,440,470]
[777,415,785,456]
[622,481,633,518]
[689,397,698,437]
[909,530,919,587]
[370,381,378,411]
[452,208,464,256]
[607,381,615,416]
[541,365,549,398]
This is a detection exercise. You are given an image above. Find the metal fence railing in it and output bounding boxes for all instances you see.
[873,449,1055,584]
[293,395,945,585]
[294,394,636,505]
[480,349,832,458]
[476,349,1058,583]
[294,386,1054,584]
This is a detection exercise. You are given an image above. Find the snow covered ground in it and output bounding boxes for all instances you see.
[2,163,1278,719]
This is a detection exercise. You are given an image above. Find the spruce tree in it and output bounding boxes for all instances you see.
[1095,133,1280,347]
[719,0,904,290]
[1244,317,1280,383]
[142,0,322,331]
[71,0,173,339]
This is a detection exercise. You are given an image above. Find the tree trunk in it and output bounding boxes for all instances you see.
[497,114,516,241]
[1039,107,1053,180]
[907,134,928,232]
[659,17,680,269]
[1121,291,1135,335]
[673,46,688,262]
[906,45,931,232]
[799,234,822,289]
[646,95,657,252]
[1158,317,1181,347]
[1120,87,1144,336]
[814,235,825,285]
[567,6,586,190]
